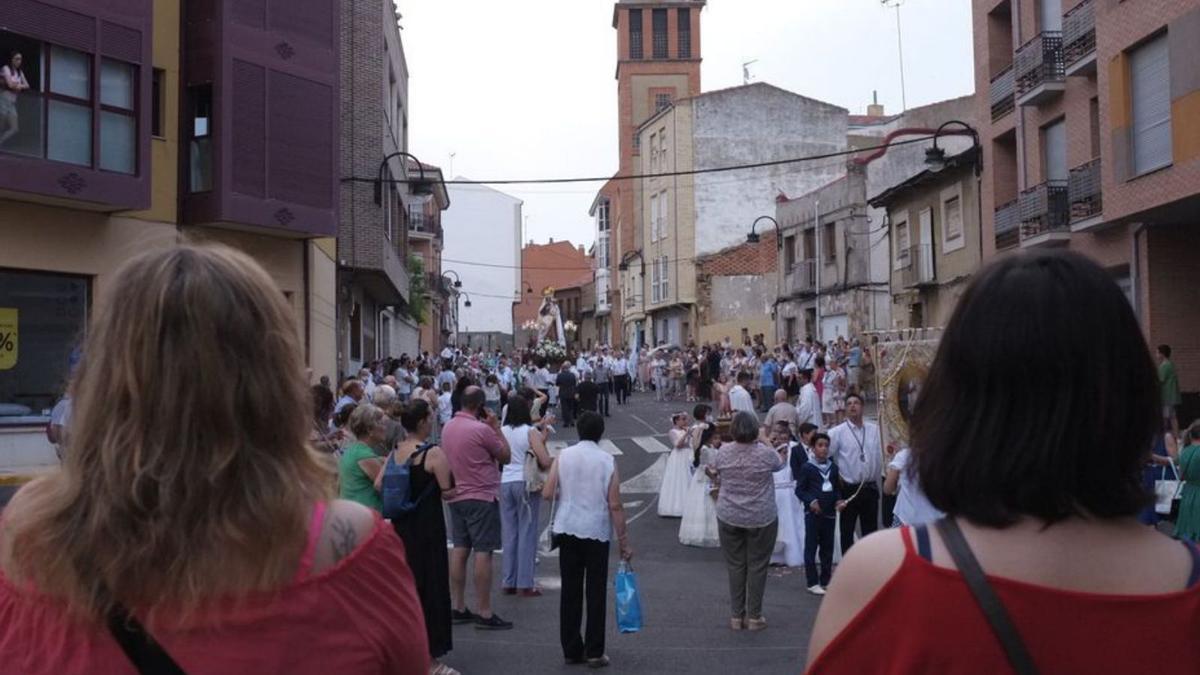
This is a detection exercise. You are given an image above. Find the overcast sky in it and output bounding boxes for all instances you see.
[401,0,974,252]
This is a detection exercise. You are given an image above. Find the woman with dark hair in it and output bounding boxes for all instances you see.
[498,395,552,596]
[380,398,459,675]
[0,50,30,146]
[806,251,1200,673]
[309,383,339,454]
[450,374,472,415]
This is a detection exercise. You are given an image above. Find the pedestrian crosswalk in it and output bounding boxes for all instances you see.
[632,436,672,454]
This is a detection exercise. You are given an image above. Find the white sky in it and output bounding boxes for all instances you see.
[401,0,974,252]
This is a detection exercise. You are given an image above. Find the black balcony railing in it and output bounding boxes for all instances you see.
[994,199,1020,249]
[990,66,1015,122]
[1019,180,1070,238]
[1068,158,1102,223]
[1014,31,1065,98]
[1063,0,1096,71]
[901,244,935,288]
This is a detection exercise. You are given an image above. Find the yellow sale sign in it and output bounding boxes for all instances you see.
[0,308,17,371]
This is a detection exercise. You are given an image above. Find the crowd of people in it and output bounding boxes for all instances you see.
[2,243,1199,674]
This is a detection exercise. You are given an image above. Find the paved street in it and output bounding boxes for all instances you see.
[445,391,821,674]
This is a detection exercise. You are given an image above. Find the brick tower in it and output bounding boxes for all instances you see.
[594,0,703,348]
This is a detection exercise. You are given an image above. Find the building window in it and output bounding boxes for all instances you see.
[783,235,796,269]
[189,84,213,192]
[678,8,692,59]
[655,93,672,113]
[658,190,669,240]
[652,9,668,59]
[383,171,394,240]
[629,9,643,60]
[598,232,610,269]
[651,258,660,302]
[1129,33,1172,176]
[823,222,837,261]
[632,129,640,154]
[349,302,362,362]
[47,45,93,167]
[659,256,670,299]
[0,269,89,426]
[99,59,137,174]
[785,317,796,344]
[649,132,658,170]
[943,194,964,245]
[597,199,610,232]
[894,220,910,269]
[658,131,667,169]
[649,193,659,241]
[151,68,164,138]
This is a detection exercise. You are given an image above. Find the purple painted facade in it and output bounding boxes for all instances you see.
[0,0,152,211]
[181,0,339,237]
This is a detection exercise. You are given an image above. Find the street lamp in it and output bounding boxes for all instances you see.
[745,216,782,249]
[460,292,473,309]
[924,120,981,175]
[374,151,439,205]
[617,250,645,273]
[442,270,463,289]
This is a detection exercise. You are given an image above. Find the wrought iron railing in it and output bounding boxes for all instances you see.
[1014,31,1065,98]
[1068,158,1102,222]
[1063,0,1096,70]
[990,65,1015,121]
[994,199,1020,249]
[1019,181,1070,238]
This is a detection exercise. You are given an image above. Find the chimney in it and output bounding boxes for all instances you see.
[549,237,554,243]
[866,90,885,117]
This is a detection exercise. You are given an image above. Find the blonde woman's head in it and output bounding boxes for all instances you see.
[1,244,333,623]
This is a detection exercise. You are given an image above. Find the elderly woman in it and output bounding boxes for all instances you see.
[709,411,786,631]
[338,403,392,512]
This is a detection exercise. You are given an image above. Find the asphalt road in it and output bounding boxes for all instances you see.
[444,391,822,674]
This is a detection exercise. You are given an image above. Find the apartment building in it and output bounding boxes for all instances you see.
[0,0,340,473]
[405,162,451,355]
[976,0,1200,394]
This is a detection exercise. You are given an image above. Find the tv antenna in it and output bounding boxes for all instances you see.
[742,60,758,85]
[881,0,908,111]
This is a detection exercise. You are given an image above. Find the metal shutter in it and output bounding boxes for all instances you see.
[1130,34,1172,175]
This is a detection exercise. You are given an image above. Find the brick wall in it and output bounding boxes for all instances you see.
[696,231,779,277]
[1146,224,1200,394]
[515,241,594,329]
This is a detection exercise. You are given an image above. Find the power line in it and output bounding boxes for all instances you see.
[343,134,935,187]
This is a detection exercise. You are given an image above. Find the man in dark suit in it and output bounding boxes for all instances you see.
[556,361,578,427]
[576,371,599,415]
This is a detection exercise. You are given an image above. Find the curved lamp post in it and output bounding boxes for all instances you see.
[924,120,981,176]
[459,292,473,309]
[617,249,645,273]
[374,151,439,205]
[442,270,463,289]
[745,215,783,249]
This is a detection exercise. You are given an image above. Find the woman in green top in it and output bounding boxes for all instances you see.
[338,403,392,512]
[1175,422,1200,542]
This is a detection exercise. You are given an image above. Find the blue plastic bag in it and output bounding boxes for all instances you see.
[614,561,643,633]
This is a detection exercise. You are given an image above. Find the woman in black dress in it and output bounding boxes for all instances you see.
[387,399,458,673]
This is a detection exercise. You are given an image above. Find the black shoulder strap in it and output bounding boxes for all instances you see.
[935,518,1039,675]
[107,604,187,674]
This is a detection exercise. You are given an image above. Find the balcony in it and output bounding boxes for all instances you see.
[785,260,817,296]
[994,199,1020,249]
[990,66,1015,122]
[1014,32,1065,106]
[426,273,451,297]
[901,245,935,288]
[1068,158,1105,232]
[624,294,644,311]
[408,209,442,238]
[1063,0,1096,76]
[1019,181,1071,247]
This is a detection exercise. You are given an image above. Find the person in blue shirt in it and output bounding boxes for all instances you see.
[759,355,780,413]
[795,432,845,594]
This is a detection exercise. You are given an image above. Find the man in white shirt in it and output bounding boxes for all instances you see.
[827,393,882,555]
[393,357,417,402]
[358,368,377,402]
[497,357,515,391]
[612,352,630,405]
[795,369,822,430]
[728,371,757,419]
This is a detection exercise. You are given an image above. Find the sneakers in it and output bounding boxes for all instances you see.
[450,608,476,625]
[587,655,611,669]
[474,613,514,630]
[807,585,827,596]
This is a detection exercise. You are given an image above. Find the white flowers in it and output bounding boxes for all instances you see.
[563,320,578,333]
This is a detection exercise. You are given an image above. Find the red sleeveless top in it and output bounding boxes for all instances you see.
[807,526,1200,674]
[0,505,429,675]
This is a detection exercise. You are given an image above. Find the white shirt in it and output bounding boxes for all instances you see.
[729,385,756,418]
[552,440,615,542]
[781,361,798,378]
[888,448,944,526]
[829,418,883,484]
[795,382,822,429]
[798,348,815,371]
[500,424,533,483]
[497,366,514,389]
[437,370,457,390]
[437,392,453,424]
[440,347,455,360]
[394,368,415,395]
[613,357,629,376]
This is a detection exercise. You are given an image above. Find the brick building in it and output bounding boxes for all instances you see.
[590,0,704,349]
[405,161,451,355]
[515,240,593,348]
[695,233,779,346]
[974,0,1200,398]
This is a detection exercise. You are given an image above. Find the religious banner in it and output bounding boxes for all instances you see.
[868,328,942,452]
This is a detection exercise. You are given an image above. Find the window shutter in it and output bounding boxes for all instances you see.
[1130,35,1172,175]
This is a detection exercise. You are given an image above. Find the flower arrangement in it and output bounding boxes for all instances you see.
[521,319,541,331]
[533,339,567,363]
[563,320,578,334]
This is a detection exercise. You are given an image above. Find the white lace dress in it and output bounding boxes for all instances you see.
[657,427,692,517]
[771,446,807,566]
[678,446,720,548]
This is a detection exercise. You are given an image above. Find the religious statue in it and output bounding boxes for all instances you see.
[536,289,566,347]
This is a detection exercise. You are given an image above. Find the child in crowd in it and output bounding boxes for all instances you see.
[796,432,845,595]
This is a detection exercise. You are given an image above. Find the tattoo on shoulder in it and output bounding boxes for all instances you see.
[330,517,358,563]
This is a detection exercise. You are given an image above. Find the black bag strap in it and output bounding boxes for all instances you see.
[107,604,186,674]
[935,518,1039,675]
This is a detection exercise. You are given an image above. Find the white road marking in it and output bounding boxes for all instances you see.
[600,439,624,456]
[633,436,672,454]
[620,453,667,494]
[628,413,663,435]
[547,440,621,456]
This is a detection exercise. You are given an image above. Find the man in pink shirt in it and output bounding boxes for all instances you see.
[441,386,513,630]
